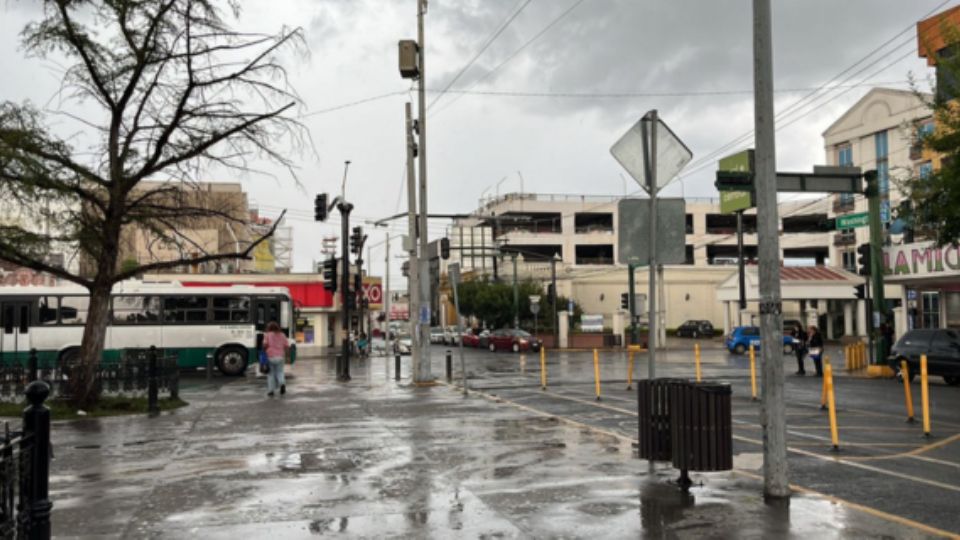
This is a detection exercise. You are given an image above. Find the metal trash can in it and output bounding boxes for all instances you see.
[637,378,686,461]
[669,382,733,481]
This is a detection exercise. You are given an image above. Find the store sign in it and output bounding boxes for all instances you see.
[0,268,60,287]
[883,241,960,278]
[361,277,383,309]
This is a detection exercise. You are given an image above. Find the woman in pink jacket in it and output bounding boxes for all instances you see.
[263,321,290,397]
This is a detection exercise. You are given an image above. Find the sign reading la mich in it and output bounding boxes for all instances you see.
[883,241,960,278]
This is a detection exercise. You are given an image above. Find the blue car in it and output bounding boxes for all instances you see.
[726,326,797,355]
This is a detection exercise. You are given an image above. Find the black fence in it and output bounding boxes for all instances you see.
[0,348,178,404]
[0,381,52,539]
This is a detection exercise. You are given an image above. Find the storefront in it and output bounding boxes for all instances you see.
[884,241,960,334]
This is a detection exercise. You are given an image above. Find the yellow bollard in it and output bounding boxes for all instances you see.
[824,357,840,451]
[626,350,635,391]
[593,349,602,401]
[749,344,758,402]
[921,354,931,437]
[900,360,914,423]
[540,347,547,391]
[820,372,828,410]
[694,343,702,382]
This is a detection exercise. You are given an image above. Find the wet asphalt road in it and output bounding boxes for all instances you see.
[45,340,959,538]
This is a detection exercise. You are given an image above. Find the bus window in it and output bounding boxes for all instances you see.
[113,296,160,324]
[280,300,291,331]
[213,296,250,323]
[164,296,209,323]
[2,304,13,334]
[60,296,88,324]
[39,297,58,325]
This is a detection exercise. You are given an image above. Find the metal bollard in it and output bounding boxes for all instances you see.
[206,352,214,381]
[28,348,38,383]
[921,354,931,437]
[820,372,828,411]
[593,349,601,401]
[824,357,839,451]
[22,381,52,539]
[446,350,452,381]
[749,344,758,402]
[540,347,547,391]
[147,346,160,417]
[395,354,401,381]
[626,349,634,391]
[694,343,702,382]
[900,360,915,423]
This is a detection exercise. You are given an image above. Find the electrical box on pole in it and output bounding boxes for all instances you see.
[398,40,420,79]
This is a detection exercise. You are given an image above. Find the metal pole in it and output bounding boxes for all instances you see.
[866,171,886,362]
[753,0,789,498]
[339,201,354,382]
[737,210,747,318]
[451,272,468,394]
[512,253,519,329]
[643,110,659,380]
[627,264,636,345]
[384,233,392,358]
[416,0,433,383]
[551,255,559,348]
[405,102,421,375]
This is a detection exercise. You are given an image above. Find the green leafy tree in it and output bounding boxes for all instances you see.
[456,279,581,332]
[0,1,305,406]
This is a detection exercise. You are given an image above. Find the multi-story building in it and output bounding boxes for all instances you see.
[446,193,847,336]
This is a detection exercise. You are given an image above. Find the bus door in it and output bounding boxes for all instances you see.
[253,297,283,350]
[0,301,32,364]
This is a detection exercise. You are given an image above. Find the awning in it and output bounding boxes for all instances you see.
[716,266,864,302]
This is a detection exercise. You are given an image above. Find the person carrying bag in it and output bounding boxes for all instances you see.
[262,321,290,397]
[806,325,824,377]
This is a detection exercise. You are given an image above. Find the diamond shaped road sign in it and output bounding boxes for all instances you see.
[610,111,692,193]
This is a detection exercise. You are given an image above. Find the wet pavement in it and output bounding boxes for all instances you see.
[48,344,959,538]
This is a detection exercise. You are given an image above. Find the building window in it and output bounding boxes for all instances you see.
[875,131,889,195]
[919,161,933,179]
[575,245,614,265]
[837,143,855,206]
[918,119,934,139]
[840,250,856,273]
[922,292,940,328]
[684,245,694,265]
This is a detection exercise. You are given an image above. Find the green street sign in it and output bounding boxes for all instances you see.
[718,149,754,173]
[836,212,870,229]
[720,190,754,214]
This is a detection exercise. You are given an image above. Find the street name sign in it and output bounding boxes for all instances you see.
[718,149,755,213]
[836,212,869,229]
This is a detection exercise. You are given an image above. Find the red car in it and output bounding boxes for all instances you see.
[461,331,480,348]
[487,329,541,353]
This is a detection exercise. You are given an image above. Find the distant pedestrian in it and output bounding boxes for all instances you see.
[792,323,808,375]
[807,325,824,377]
[357,332,368,358]
[263,321,290,397]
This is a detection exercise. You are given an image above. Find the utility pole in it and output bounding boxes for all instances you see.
[415,0,433,383]
[753,0,789,498]
[404,102,421,373]
[628,264,637,345]
[737,210,747,324]
[551,254,559,347]
[642,110,659,379]
[384,233,392,358]
[338,198,354,383]
[512,252,519,329]
[865,170,887,361]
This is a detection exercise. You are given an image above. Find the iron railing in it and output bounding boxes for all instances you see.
[0,382,52,539]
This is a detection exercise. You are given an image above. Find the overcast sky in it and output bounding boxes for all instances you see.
[0,0,950,281]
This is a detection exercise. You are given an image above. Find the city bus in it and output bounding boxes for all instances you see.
[0,281,296,375]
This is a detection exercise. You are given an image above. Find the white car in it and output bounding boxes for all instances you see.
[429,327,445,344]
[393,334,413,355]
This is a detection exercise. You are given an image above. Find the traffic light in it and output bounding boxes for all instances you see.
[401,261,410,277]
[714,171,754,191]
[314,193,328,222]
[322,257,338,292]
[350,226,365,255]
[855,284,866,299]
[354,273,362,292]
[856,243,871,276]
[346,294,357,310]
[440,237,450,260]
[621,293,629,310]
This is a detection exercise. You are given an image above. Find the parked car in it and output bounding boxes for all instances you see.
[725,326,797,355]
[477,329,491,349]
[675,320,714,338]
[461,331,479,348]
[488,329,541,353]
[887,328,960,385]
[429,327,445,344]
[443,326,461,345]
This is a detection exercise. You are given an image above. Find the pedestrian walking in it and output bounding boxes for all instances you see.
[263,321,290,397]
[807,325,824,377]
[792,323,808,375]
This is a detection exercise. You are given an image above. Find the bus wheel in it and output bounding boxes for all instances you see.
[59,348,80,376]
[217,346,248,376]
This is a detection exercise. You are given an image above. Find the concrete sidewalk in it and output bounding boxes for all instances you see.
[49,356,936,538]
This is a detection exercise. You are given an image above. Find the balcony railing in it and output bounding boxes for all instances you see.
[833,232,856,246]
[832,198,856,214]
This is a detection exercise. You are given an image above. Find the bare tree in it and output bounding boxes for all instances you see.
[0,0,306,406]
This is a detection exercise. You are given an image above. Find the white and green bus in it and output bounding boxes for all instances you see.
[0,281,296,375]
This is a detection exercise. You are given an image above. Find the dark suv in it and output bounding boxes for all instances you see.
[676,320,714,338]
[887,328,960,385]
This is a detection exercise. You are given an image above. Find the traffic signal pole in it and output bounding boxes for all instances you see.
[628,264,637,345]
[865,171,887,362]
[338,201,353,382]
